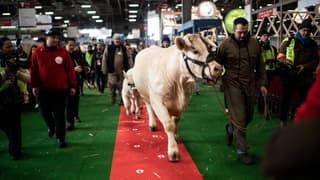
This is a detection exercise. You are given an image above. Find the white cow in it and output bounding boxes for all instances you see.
[121,69,142,120]
[132,34,222,161]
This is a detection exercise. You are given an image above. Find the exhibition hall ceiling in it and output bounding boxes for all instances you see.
[0,0,297,29]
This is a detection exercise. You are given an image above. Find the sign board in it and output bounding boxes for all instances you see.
[0,18,13,26]
[257,8,277,19]
[298,0,319,8]
[19,8,36,27]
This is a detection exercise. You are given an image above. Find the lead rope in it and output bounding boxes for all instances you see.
[212,82,247,132]
[213,81,278,132]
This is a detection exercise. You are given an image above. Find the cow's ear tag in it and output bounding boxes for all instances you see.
[175,37,186,51]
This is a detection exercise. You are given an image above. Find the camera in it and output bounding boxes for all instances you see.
[0,48,28,72]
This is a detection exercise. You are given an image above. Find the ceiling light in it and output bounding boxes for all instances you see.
[92,15,100,19]
[54,16,63,20]
[129,15,137,18]
[128,10,138,13]
[129,4,139,8]
[175,4,182,8]
[266,4,272,7]
[81,5,91,8]
[96,19,103,23]
[129,19,136,22]
[2,12,10,16]
[87,11,96,14]
[35,5,42,9]
[45,11,54,15]
[64,20,70,23]
[0,25,16,29]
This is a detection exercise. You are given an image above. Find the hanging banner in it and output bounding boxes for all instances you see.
[19,8,36,27]
[257,8,277,19]
[298,0,320,8]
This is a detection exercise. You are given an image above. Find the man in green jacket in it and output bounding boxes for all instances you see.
[216,17,268,165]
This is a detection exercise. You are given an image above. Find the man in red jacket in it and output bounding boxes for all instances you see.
[30,28,76,148]
[294,71,320,123]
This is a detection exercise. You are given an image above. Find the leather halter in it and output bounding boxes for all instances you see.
[182,36,218,81]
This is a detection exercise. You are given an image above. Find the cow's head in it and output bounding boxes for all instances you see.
[175,34,222,83]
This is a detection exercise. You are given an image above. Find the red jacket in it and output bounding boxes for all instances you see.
[295,72,320,123]
[30,45,77,90]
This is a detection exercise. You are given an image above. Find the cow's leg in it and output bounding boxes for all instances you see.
[134,97,141,120]
[130,98,135,114]
[173,116,182,143]
[122,93,131,115]
[145,103,157,131]
[150,100,179,161]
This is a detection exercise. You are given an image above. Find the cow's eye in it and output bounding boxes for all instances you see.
[193,50,199,54]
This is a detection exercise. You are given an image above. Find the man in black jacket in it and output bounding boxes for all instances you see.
[102,33,130,104]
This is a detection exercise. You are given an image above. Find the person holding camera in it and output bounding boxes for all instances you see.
[277,19,319,128]
[0,37,24,160]
[30,28,77,148]
[257,30,278,114]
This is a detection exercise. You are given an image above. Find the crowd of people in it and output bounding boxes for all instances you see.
[0,29,142,160]
[0,17,319,178]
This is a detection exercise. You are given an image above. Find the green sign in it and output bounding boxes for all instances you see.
[224,9,248,34]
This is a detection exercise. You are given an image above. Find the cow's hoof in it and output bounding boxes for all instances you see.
[168,152,180,162]
[149,126,157,132]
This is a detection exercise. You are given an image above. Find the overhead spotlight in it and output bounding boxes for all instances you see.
[87,11,96,14]
[96,19,103,23]
[2,12,10,16]
[175,4,182,8]
[45,11,54,15]
[81,5,91,8]
[129,19,136,22]
[54,16,63,20]
[35,5,42,9]
[129,15,137,18]
[129,4,139,8]
[128,10,138,13]
[64,20,70,23]
[92,15,100,19]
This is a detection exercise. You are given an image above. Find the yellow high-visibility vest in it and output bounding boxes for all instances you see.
[262,45,275,70]
[0,66,11,92]
[282,37,295,63]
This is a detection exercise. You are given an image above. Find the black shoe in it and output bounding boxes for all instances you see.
[225,124,233,146]
[11,152,23,160]
[111,97,116,104]
[67,124,75,131]
[57,139,67,148]
[238,153,255,165]
[48,128,55,138]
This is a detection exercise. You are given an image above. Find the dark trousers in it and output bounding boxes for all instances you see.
[0,104,22,157]
[280,75,311,122]
[96,71,106,93]
[66,86,80,125]
[38,90,67,141]
[87,72,95,86]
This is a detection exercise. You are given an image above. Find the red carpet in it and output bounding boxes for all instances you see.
[110,106,203,180]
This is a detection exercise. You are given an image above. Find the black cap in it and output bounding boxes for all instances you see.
[298,19,312,30]
[161,35,170,43]
[45,28,61,36]
[259,30,270,36]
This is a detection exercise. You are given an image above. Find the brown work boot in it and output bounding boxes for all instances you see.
[238,153,255,165]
